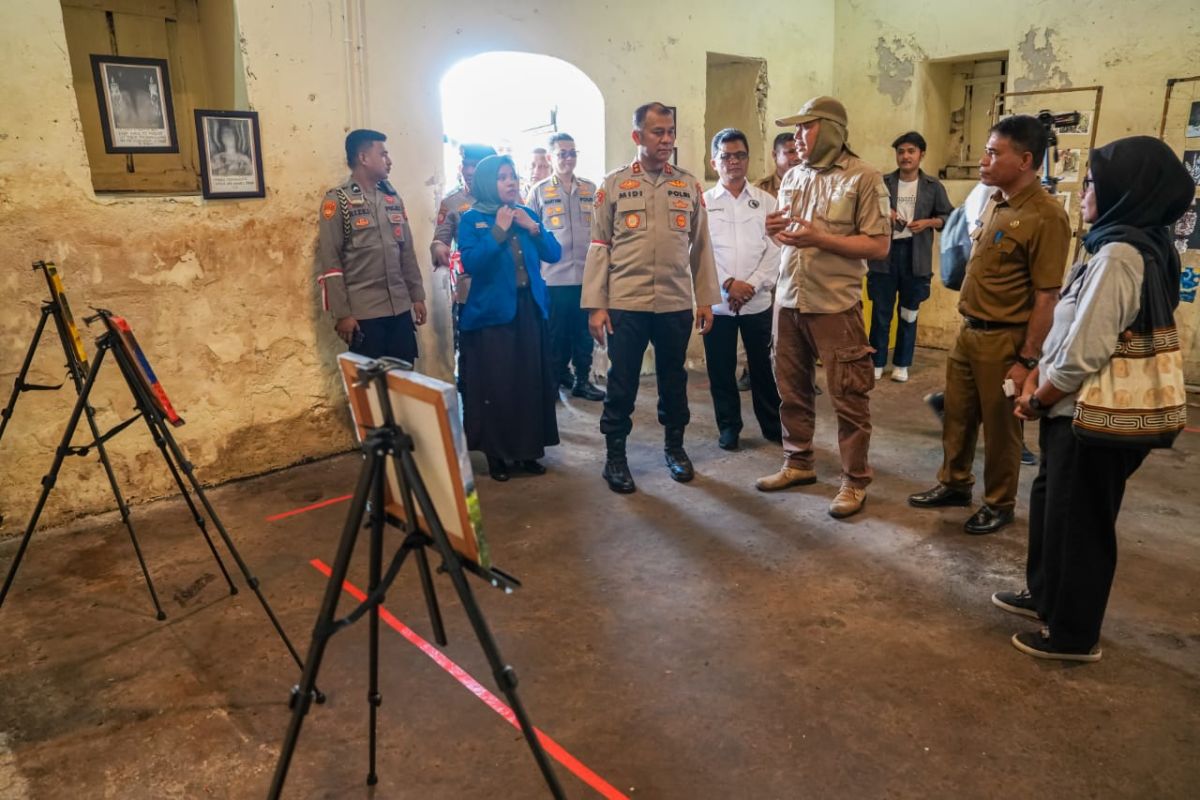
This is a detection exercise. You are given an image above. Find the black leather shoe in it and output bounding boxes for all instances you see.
[664,427,694,482]
[718,429,739,451]
[571,379,605,401]
[558,374,574,390]
[520,459,547,475]
[603,435,636,494]
[964,505,1014,535]
[486,456,509,482]
[908,485,972,508]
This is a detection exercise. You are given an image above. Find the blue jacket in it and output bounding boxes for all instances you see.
[457,206,561,331]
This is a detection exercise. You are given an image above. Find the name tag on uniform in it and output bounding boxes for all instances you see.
[475,221,489,228]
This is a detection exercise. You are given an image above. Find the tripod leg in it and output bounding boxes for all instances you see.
[398,451,565,799]
[141,412,238,596]
[1,348,105,609]
[82,405,169,620]
[413,547,447,647]
[268,443,381,800]
[366,450,385,787]
[0,305,52,446]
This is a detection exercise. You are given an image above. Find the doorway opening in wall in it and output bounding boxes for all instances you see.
[703,53,768,182]
[439,52,605,195]
[916,52,1008,180]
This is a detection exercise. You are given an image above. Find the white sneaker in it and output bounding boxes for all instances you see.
[891,366,909,382]
[874,367,883,380]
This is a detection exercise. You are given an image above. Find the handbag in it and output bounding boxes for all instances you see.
[1072,323,1187,449]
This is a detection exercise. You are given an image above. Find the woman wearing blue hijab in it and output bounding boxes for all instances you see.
[457,155,563,480]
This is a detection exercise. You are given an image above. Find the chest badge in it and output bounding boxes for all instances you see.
[619,179,640,190]
[354,216,371,228]
[749,198,760,209]
[550,215,561,227]
[674,214,687,229]
[668,179,687,188]
[625,213,641,230]
[1010,220,1021,229]
[671,199,689,209]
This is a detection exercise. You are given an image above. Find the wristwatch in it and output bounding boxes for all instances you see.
[1018,355,1039,370]
[1028,394,1047,414]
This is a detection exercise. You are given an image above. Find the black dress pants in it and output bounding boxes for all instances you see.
[1026,416,1149,651]
[599,309,693,438]
[702,308,781,439]
[547,284,593,382]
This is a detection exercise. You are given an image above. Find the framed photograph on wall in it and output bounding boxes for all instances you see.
[194,109,266,199]
[89,54,178,153]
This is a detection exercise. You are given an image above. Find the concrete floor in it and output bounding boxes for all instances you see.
[1,346,1198,799]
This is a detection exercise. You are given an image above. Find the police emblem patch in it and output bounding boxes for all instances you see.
[550,216,561,227]
[674,214,687,229]
[393,226,404,237]
[594,189,605,207]
[619,179,640,190]
[625,213,641,230]
[322,199,336,219]
[355,217,370,228]
[437,208,447,225]
[668,179,687,188]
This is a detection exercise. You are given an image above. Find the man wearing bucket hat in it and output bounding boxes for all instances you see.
[755,96,891,520]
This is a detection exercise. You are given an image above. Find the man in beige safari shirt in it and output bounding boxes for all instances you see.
[755,97,891,520]
[582,101,721,495]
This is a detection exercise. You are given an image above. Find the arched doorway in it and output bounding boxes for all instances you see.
[439,51,606,192]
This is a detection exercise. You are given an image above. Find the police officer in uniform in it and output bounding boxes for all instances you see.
[315,129,426,360]
[583,102,721,494]
[526,132,605,401]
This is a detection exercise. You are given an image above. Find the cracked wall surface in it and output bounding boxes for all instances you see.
[0,0,836,533]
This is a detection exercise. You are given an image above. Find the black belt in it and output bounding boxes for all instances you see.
[963,316,1023,330]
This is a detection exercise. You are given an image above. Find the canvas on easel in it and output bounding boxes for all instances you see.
[338,353,488,568]
[102,314,185,427]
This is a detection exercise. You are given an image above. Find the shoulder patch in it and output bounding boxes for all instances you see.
[322,199,336,220]
[594,189,606,207]
[437,207,447,225]
[458,202,472,212]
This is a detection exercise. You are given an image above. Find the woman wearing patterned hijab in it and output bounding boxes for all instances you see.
[456,155,562,481]
[994,136,1192,662]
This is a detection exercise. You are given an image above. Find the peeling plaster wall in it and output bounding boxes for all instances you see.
[0,0,835,533]
[834,0,1200,375]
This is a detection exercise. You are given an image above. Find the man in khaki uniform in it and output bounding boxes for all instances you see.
[526,132,605,401]
[315,129,426,361]
[754,131,801,198]
[756,96,891,519]
[909,115,1069,535]
[583,102,721,494]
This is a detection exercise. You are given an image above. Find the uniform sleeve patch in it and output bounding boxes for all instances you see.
[322,199,336,220]
[594,189,605,208]
[437,207,447,225]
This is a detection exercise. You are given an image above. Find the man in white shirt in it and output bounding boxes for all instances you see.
[702,128,783,450]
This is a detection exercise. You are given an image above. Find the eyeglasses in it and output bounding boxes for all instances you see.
[717,152,750,162]
[554,149,578,158]
[1081,176,1092,193]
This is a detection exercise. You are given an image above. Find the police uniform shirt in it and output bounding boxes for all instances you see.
[432,186,475,250]
[959,180,1071,324]
[775,151,891,314]
[315,178,425,320]
[525,174,597,286]
[703,182,780,316]
[581,160,721,313]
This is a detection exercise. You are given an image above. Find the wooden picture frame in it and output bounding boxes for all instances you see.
[194,109,266,199]
[89,54,178,154]
[338,353,489,569]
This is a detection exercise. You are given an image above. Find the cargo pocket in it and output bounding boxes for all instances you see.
[832,344,875,396]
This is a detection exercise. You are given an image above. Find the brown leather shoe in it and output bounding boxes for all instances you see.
[829,483,866,519]
[755,466,817,492]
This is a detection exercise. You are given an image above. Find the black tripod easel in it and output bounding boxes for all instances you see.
[268,359,564,799]
[0,305,318,696]
[1,261,165,609]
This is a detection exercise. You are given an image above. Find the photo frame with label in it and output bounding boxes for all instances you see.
[90,55,178,154]
[194,110,266,199]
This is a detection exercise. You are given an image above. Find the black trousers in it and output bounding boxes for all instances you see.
[1026,416,1149,651]
[547,284,593,382]
[702,309,781,439]
[350,311,418,362]
[600,309,693,438]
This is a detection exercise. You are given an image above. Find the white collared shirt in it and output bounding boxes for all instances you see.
[703,181,780,316]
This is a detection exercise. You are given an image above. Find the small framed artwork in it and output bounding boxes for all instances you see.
[194,109,266,199]
[1187,101,1200,138]
[89,54,178,153]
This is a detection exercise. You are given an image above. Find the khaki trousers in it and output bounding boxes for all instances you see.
[938,324,1025,510]
[775,304,875,488]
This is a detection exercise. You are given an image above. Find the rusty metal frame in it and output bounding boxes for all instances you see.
[1158,75,1200,140]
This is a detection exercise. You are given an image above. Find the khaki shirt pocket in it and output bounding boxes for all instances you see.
[544,203,567,231]
[823,190,858,228]
[616,196,647,237]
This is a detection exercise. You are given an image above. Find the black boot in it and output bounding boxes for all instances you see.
[571,376,605,401]
[602,435,636,494]
[664,427,694,483]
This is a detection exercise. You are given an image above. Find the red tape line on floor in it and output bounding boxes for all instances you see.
[265,494,352,522]
[310,558,629,800]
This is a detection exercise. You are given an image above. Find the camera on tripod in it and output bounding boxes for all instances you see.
[1035,109,1082,191]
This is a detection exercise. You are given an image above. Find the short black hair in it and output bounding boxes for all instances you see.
[989,115,1049,167]
[548,132,574,148]
[891,131,927,152]
[633,102,674,130]
[459,143,496,163]
[711,128,749,159]
[345,129,385,168]
[772,132,795,153]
